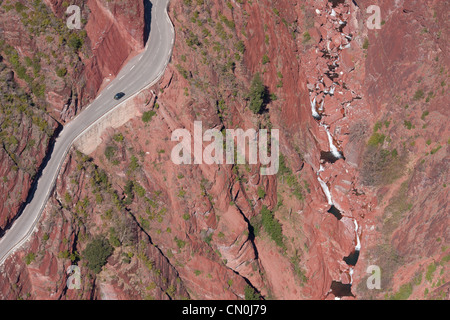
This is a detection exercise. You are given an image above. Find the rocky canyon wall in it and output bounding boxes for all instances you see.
[0,0,448,300]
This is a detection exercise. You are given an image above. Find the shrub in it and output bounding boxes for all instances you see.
[403,120,413,130]
[390,283,413,300]
[244,284,261,300]
[367,132,385,147]
[55,67,67,77]
[24,252,36,265]
[261,205,284,247]
[82,236,113,273]
[142,110,156,123]
[362,37,369,49]
[104,145,117,160]
[248,73,267,114]
[67,33,83,51]
[302,31,311,43]
[413,89,424,101]
[174,236,186,249]
[235,40,245,53]
[257,186,266,199]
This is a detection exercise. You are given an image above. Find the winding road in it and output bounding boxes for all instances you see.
[0,0,174,265]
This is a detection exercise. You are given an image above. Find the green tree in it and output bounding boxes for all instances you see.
[83,236,113,274]
[244,284,261,300]
[248,73,267,114]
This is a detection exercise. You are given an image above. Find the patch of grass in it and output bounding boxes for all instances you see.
[367,132,386,147]
[302,31,311,43]
[142,110,157,123]
[425,262,437,282]
[362,37,369,49]
[382,181,412,236]
[389,283,413,300]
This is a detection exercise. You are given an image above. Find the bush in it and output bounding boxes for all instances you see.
[142,110,156,123]
[67,33,83,51]
[367,132,385,147]
[362,37,369,49]
[389,283,413,300]
[302,31,311,43]
[83,236,113,273]
[104,145,117,160]
[24,252,36,265]
[244,284,261,300]
[248,73,267,114]
[261,205,284,247]
[413,89,424,101]
[257,186,266,199]
[235,40,245,53]
[55,67,67,78]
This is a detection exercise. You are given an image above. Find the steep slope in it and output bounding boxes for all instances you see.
[0,0,448,300]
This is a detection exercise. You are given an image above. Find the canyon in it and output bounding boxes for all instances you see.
[0,0,448,300]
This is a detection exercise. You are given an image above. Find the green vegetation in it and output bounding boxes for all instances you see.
[403,120,413,130]
[425,262,437,282]
[55,67,67,78]
[277,155,304,201]
[430,145,442,155]
[367,132,386,147]
[248,73,267,114]
[257,186,266,199]
[174,236,186,249]
[362,37,369,49]
[389,283,413,300]
[260,205,284,247]
[421,110,429,120]
[82,236,113,274]
[142,110,157,123]
[104,145,117,161]
[302,31,311,43]
[361,120,407,187]
[413,89,424,101]
[24,252,36,265]
[244,284,261,300]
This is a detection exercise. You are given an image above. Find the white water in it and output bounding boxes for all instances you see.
[319,99,324,112]
[324,125,342,159]
[329,86,335,96]
[317,176,333,205]
[354,219,361,251]
[310,96,320,118]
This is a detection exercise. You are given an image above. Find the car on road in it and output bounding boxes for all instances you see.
[114,92,125,100]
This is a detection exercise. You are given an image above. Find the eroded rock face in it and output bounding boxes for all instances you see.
[0,0,448,300]
[0,0,145,262]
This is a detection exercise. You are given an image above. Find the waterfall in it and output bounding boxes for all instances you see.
[318,176,333,205]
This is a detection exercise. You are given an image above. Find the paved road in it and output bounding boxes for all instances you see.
[0,0,174,265]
